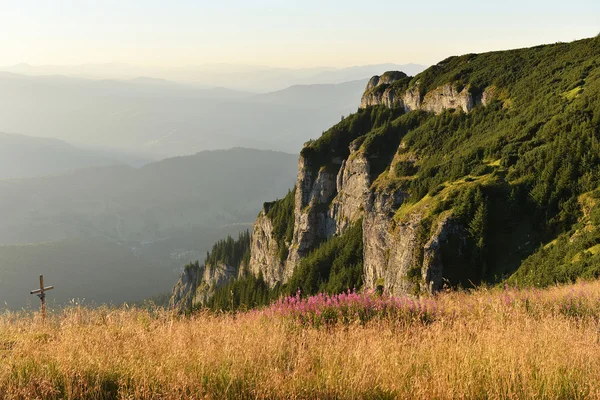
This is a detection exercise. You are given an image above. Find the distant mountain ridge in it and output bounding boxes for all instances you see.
[0,63,428,92]
[0,132,122,180]
[0,147,299,309]
[0,72,410,157]
[254,79,369,109]
[0,147,298,245]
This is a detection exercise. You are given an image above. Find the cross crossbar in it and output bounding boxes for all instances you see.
[30,286,54,295]
[30,275,54,321]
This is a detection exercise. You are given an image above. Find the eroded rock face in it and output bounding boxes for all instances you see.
[362,188,417,295]
[362,192,469,295]
[481,86,498,106]
[360,71,408,109]
[365,76,381,92]
[402,86,422,112]
[249,143,373,288]
[286,155,339,268]
[169,262,237,311]
[419,84,474,114]
[169,264,200,311]
[422,215,466,293]
[249,207,290,287]
[171,72,479,309]
[329,148,371,234]
[360,72,487,114]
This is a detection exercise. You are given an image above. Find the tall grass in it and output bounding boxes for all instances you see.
[3,282,600,399]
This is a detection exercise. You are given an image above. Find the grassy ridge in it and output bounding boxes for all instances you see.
[3,281,600,398]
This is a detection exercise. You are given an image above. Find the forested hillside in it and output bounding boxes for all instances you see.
[307,36,600,288]
[172,36,600,311]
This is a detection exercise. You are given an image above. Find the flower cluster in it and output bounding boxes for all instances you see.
[267,289,438,327]
[254,281,600,328]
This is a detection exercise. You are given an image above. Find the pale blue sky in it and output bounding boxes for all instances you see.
[1,0,599,68]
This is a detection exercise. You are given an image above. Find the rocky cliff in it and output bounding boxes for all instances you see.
[171,71,482,308]
[170,261,241,311]
[246,89,476,296]
[249,205,292,287]
[171,36,600,309]
[360,71,498,113]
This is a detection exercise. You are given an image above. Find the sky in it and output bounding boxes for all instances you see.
[1,0,599,69]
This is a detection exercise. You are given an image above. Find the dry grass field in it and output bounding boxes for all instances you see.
[2,282,600,399]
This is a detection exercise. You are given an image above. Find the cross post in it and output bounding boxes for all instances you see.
[30,275,54,321]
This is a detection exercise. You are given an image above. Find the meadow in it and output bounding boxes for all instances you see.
[2,282,600,399]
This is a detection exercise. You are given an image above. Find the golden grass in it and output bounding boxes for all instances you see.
[563,86,584,101]
[3,282,600,399]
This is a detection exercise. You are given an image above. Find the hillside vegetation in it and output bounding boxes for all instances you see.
[173,37,600,312]
[205,221,364,311]
[283,36,600,293]
[4,281,600,398]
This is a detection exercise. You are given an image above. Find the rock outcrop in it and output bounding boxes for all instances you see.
[360,71,408,109]
[360,72,493,114]
[362,187,415,294]
[328,147,371,234]
[285,156,339,267]
[169,264,199,311]
[169,261,238,311]
[249,206,290,287]
[421,215,466,292]
[247,136,467,296]
[419,84,474,114]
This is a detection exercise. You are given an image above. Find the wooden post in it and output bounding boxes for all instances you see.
[30,275,54,321]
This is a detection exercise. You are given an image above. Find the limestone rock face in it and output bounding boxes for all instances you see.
[360,72,485,114]
[421,215,466,293]
[169,261,237,311]
[169,264,199,311]
[402,86,422,112]
[365,76,381,92]
[329,147,371,234]
[419,84,474,114]
[362,188,417,295]
[248,142,372,288]
[286,154,339,268]
[362,192,469,295]
[249,207,290,287]
[481,86,498,106]
[360,71,408,109]
[170,72,479,309]
[196,262,237,304]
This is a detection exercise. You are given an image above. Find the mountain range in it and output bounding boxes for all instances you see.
[1,63,427,92]
[0,72,382,158]
[0,148,298,308]
[0,132,152,180]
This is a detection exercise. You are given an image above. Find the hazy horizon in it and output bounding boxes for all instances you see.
[2,1,598,70]
[0,62,427,92]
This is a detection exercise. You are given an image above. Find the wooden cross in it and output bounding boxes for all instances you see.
[30,275,54,320]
